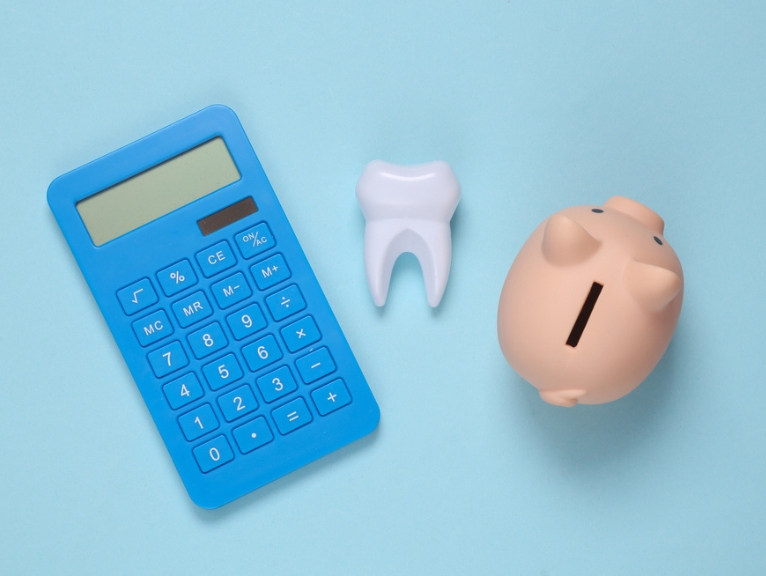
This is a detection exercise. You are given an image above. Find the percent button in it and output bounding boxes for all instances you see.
[235,222,275,259]
[157,260,198,297]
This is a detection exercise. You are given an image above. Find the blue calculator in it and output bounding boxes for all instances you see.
[47,105,379,508]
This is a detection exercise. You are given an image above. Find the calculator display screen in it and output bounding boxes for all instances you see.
[77,137,241,246]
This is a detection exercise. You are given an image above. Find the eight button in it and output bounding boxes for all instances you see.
[187,322,228,359]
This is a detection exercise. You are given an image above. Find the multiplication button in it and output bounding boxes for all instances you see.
[193,436,234,473]
[280,316,321,352]
[157,260,197,296]
[235,222,274,259]
[117,279,158,315]
[272,398,313,435]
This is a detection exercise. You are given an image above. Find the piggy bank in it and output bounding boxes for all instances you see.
[497,196,683,406]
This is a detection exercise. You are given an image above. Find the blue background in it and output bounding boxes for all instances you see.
[1,1,765,574]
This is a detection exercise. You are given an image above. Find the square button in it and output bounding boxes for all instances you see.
[196,241,236,277]
[272,398,313,435]
[311,379,351,416]
[233,417,274,453]
[117,279,158,315]
[193,435,234,473]
[157,260,198,296]
[280,316,321,352]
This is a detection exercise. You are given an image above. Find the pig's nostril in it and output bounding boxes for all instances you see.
[566,282,603,348]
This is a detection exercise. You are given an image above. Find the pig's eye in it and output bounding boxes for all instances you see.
[591,208,603,213]
[654,236,663,245]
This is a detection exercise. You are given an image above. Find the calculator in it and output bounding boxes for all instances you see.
[47,105,379,508]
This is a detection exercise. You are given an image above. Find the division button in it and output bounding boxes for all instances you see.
[311,379,351,416]
[232,417,274,453]
[193,435,234,473]
[271,397,313,435]
[295,347,336,384]
[235,222,275,259]
[171,291,213,328]
[265,284,306,322]
[132,309,174,347]
[157,260,198,296]
[117,278,158,315]
[196,240,236,278]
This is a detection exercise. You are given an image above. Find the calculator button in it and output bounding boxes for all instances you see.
[148,341,189,378]
[193,435,234,473]
[265,284,306,321]
[163,373,204,409]
[202,353,243,391]
[210,272,252,309]
[295,348,336,384]
[235,222,275,259]
[226,303,267,340]
[280,316,321,352]
[187,322,228,359]
[171,291,213,328]
[242,335,283,372]
[256,366,298,403]
[178,404,219,441]
[196,241,236,278]
[217,384,258,421]
[272,398,313,435]
[117,279,158,315]
[311,379,351,416]
[157,260,198,296]
[233,417,274,453]
[132,310,174,347]
[250,253,291,290]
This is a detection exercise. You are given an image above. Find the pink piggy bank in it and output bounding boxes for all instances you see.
[497,196,683,406]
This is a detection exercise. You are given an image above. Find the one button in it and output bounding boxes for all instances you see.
[210,272,252,309]
[202,353,244,391]
[232,417,274,453]
[171,291,213,328]
[241,335,282,372]
[280,316,321,353]
[132,310,173,347]
[187,322,228,359]
[193,435,234,473]
[117,279,158,315]
[265,284,306,322]
[196,241,236,278]
[311,379,352,416]
[217,384,258,422]
[178,404,219,441]
[256,366,298,403]
[147,341,188,377]
[157,260,198,297]
[295,348,336,384]
[163,373,204,409]
[250,253,290,290]
[235,222,275,259]
[226,303,267,340]
[272,398,313,435]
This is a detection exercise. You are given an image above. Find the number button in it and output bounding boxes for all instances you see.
[250,253,291,290]
[117,279,158,315]
[311,379,352,416]
[241,335,283,372]
[157,260,198,296]
[132,310,174,347]
[235,222,274,259]
[202,354,243,391]
[171,291,213,328]
[265,284,306,321]
[217,384,258,422]
[232,417,274,453]
[187,322,228,359]
[256,366,298,403]
[163,373,204,409]
[193,435,234,473]
[211,272,252,309]
[272,398,313,435]
[295,348,336,384]
[196,241,236,277]
[280,316,321,352]
[178,404,219,441]
[226,303,267,340]
[147,341,189,378]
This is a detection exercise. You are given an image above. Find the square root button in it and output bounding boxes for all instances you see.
[280,316,321,353]
[311,379,351,416]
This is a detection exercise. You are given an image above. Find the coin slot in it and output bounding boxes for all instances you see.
[566,282,603,348]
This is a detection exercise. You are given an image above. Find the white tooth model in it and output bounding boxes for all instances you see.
[355,160,461,307]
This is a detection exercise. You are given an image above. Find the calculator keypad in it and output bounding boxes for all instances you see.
[117,223,356,476]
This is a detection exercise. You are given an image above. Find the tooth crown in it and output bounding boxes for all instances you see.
[356,160,461,308]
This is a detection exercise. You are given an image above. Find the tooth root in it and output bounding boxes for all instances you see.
[356,161,460,307]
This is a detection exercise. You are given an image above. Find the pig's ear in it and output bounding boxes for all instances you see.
[624,259,682,312]
[542,214,601,266]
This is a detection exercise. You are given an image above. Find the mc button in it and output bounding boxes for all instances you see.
[132,310,173,347]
